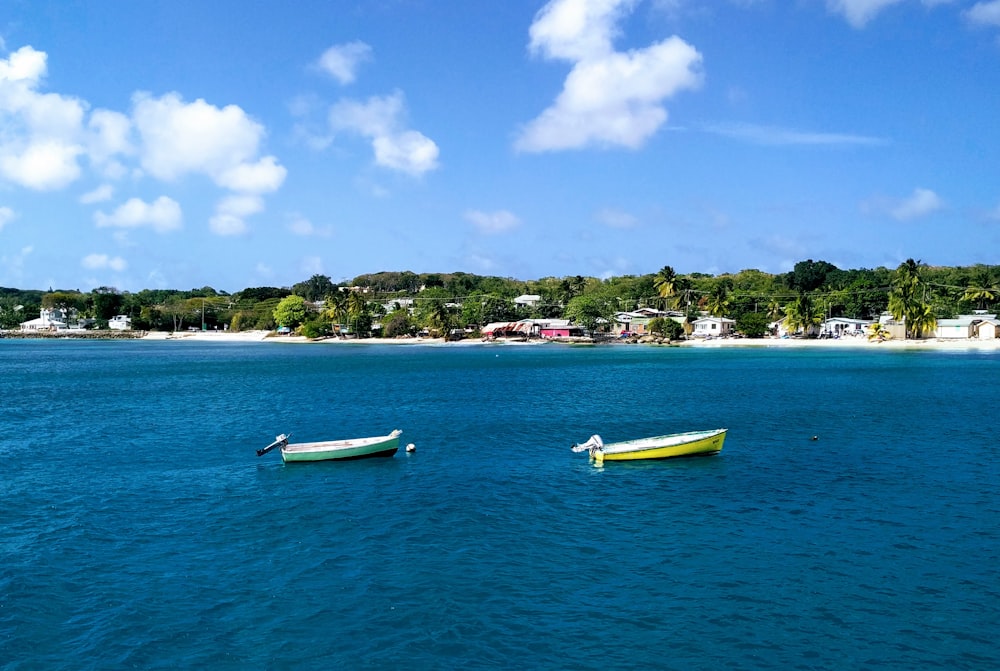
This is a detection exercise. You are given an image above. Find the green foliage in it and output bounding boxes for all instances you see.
[564,294,611,333]
[647,316,685,340]
[382,310,414,337]
[735,311,771,338]
[292,275,335,302]
[788,260,838,292]
[273,295,309,329]
[300,319,332,339]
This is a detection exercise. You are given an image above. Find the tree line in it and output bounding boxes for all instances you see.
[1,260,996,339]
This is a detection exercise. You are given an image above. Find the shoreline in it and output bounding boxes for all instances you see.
[5,329,997,351]
[148,331,1000,351]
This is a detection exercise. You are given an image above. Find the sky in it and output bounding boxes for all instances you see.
[1,0,999,293]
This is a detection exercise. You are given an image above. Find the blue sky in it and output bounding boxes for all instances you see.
[1,0,999,293]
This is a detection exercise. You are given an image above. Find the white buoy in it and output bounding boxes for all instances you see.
[406,443,416,453]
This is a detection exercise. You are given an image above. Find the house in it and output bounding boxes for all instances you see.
[20,307,73,331]
[612,309,684,336]
[536,319,585,338]
[822,317,871,338]
[481,320,533,338]
[514,294,541,308]
[108,315,132,331]
[935,314,998,340]
[692,316,736,338]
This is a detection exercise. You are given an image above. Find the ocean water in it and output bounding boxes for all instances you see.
[2,340,998,670]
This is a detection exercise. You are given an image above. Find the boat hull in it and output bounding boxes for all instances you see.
[597,429,726,462]
[280,431,401,463]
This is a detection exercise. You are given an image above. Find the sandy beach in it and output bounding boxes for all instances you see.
[141,329,1000,351]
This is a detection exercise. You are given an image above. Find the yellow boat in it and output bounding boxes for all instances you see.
[572,428,727,465]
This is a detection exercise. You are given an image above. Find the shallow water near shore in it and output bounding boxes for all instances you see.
[2,340,999,670]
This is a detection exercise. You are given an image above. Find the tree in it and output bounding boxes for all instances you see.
[653,266,678,309]
[783,292,824,336]
[292,274,336,302]
[564,294,611,333]
[888,259,936,339]
[735,312,770,338]
[322,290,349,333]
[273,295,309,329]
[788,259,838,292]
[647,316,685,340]
[705,282,731,317]
[962,267,998,310]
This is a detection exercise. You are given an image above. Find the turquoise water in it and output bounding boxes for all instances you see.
[2,341,998,670]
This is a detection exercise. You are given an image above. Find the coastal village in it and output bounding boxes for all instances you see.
[9,296,999,344]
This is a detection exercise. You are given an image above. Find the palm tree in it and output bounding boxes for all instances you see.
[888,258,935,339]
[705,282,731,317]
[322,290,348,334]
[653,266,677,309]
[783,292,823,336]
[867,322,890,342]
[962,268,998,310]
[347,291,367,336]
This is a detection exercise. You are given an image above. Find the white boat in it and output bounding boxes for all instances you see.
[572,428,727,465]
[257,429,402,462]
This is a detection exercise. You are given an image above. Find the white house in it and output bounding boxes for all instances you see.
[108,315,132,330]
[20,307,73,331]
[935,314,998,340]
[692,316,736,338]
[822,317,871,338]
[514,294,541,308]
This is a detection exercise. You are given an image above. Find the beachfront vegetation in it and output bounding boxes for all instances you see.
[2,259,997,339]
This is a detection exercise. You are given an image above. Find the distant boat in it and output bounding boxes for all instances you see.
[257,429,402,462]
[572,428,726,465]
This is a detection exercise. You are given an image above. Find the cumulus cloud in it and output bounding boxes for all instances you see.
[209,194,264,236]
[965,0,1000,26]
[329,91,439,175]
[132,92,285,193]
[464,209,522,234]
[515,0,703,152]
[94,196,183,233]
[316,41,373,85]
[0,205,15,230]
[81,253,127,271]
[0,46,87,190]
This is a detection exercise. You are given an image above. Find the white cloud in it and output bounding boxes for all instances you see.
[0,46,88,190]
[515,0,703,152]
[891,188,944,220]
[701,122,887,146]
[216,156,286,193]
[80,184,114,204]
[0,139,83,190]
[317,41,373,85]
[826,0,956,28]
[464,209,522,234]
[595,207,638,229]
[329,91,440,176]
[965,1,1000,26]
[132,91,285,192]
[827,0,905,28]
[0,205,15,231]
[94,196,183,233]
[81,253,127,271]
[287,214,332,237]
[209,194,264,236]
